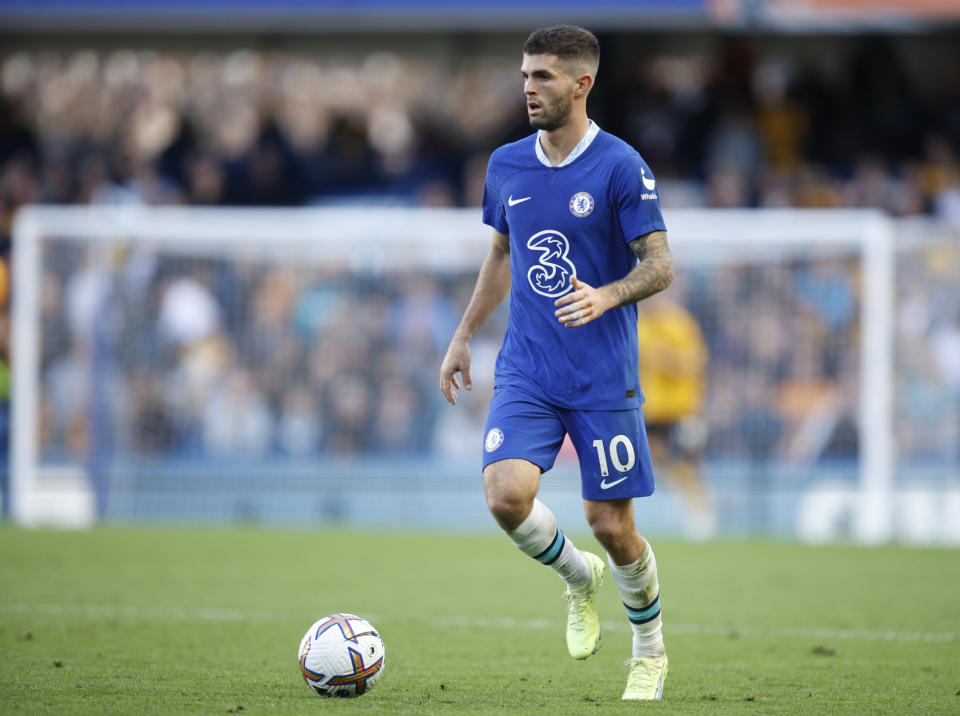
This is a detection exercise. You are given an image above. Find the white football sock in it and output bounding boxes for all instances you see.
[507,498,592,589]
[608,542,666,658]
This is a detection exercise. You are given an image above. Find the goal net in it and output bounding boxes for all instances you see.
[9,205,911,541]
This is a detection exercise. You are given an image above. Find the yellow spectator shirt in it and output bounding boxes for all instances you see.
[637,302,708,424]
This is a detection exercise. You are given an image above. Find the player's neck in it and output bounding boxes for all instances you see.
[538,113,591,167]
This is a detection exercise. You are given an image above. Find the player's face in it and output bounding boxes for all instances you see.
[521,53,576,132]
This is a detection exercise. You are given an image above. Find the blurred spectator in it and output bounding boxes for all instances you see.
[325,374,373,455]
[202,368,274,457]
[128,370,177,455]
[387,273,458,354]
[157,269,222,347]
[637,288,714,540]
[277,387,322,456]
[371,378,425,454]
[183,153,228,206]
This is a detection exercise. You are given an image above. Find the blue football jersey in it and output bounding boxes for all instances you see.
[481,123,667,410]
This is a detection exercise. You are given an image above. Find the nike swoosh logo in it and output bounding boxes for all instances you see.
[508,195,532,206]
[600,475,629,490]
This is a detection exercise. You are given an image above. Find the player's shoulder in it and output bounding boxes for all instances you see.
[594,129,647,170]
[488,133,538,169]
[593,130,660,196]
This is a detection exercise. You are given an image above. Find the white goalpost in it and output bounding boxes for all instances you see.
[10,205,895,541]
[664,210,895,543]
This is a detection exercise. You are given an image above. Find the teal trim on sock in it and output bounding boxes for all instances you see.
[624,594,660,624]
[534,530,565,565]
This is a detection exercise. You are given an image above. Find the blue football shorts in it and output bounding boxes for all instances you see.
[481,385,656,501]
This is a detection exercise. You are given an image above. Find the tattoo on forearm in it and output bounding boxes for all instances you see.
[611,231,674,306]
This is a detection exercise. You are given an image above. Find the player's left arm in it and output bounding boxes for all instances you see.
[555,230,674,326]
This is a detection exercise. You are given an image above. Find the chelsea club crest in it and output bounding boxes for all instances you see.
[485,428,504,452]
[569,192,594,217]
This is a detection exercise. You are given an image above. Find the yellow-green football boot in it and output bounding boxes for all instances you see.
[563,552,605,659]
[621,655,668,700]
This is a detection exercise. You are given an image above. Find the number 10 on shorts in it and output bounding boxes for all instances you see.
[592,435,636,477]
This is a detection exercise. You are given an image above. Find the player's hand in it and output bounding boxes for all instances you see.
[440,337,472,405]
[554,275,614,327]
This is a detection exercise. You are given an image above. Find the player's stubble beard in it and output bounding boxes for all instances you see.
[528,90,574,132]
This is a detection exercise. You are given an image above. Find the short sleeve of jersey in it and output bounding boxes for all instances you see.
[481,152,509,235]
[612,153,667,243]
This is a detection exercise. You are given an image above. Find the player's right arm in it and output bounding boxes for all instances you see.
[440,230,511,405]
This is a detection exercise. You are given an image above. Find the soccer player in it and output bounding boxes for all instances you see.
[440,25,673,700]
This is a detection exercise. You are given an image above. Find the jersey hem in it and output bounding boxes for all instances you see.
[492,377,642,412]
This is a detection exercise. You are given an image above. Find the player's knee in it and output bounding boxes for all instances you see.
[485,491,532,531]
[588,515,632,552]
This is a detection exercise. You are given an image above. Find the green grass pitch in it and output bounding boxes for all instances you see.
[1,525,958,714]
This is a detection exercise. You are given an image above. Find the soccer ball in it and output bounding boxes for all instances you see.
[298,613,385,697]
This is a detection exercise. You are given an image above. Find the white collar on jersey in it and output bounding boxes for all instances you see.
[535,119,600,168]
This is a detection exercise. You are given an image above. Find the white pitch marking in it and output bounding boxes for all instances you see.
[0,604,955,644]
[435,616,956,643]
[0,603,271,621]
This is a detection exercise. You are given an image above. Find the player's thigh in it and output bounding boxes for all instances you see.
[562,407,656,501]
[482,386,566,475]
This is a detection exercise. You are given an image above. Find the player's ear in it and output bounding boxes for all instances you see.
[574,73,594,99]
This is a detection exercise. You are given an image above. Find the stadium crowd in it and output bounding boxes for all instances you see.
[33,231,959,472]
[1,35,959,472]
[35,244,855,464]
[1,39,960,220]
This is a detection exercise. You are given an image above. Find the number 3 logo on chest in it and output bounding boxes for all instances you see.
[525,229,577,298]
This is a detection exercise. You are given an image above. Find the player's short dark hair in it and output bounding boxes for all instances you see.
[523,25,599,72]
